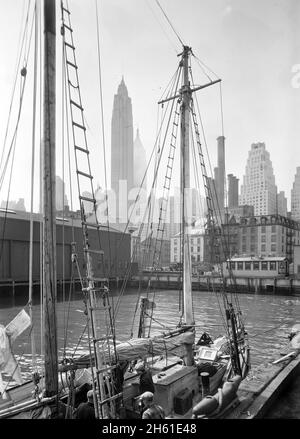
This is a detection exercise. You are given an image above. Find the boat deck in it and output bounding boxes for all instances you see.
[224,354,300,419]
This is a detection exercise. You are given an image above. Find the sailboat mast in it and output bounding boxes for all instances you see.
[43,0,58,398]
[180,46,193,328]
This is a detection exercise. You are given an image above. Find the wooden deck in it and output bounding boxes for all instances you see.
[224,352,300,419]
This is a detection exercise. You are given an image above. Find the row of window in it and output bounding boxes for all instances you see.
[229,261,280,271]
[174,246,201,253]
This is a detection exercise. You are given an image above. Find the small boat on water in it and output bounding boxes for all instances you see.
[0,0,299,421]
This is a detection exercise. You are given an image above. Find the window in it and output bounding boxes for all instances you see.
[245,262,251,270]
[261,226,266,232]
[237,262,243,270]
[230,262,236,270]
[261,261,268,270]
[270,261,276,270]
[261,235,266,242]
[271,244,276,252]
[271,225,276,233]
[253,261,260,270]
[271,235,276,242]
[261,244,266,252]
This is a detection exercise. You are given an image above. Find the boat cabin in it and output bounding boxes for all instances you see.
[223,256,289,278]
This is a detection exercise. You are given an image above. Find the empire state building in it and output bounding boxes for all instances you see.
[111,77,134,221]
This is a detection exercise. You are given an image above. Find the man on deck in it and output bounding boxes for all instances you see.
[141,391,165,419]
[75,389,96,419]
[135,362,155,394]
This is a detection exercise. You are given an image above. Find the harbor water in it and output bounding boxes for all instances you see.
[1,288,300,417]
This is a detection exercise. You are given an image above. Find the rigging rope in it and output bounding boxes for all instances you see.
[154,0,185,47]
[94,0,114,314]
[28,0,39,374]
[112,66,182,319]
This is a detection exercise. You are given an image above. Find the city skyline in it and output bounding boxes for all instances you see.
[0,1,299,212]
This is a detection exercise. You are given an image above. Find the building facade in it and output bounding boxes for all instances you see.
[291,167,300,222]
[204,213,300,265]
[277,191,287,217]
[227,174,239,208]
[240,142,277,215]
[0,210,131,283]
[171,228,205,264]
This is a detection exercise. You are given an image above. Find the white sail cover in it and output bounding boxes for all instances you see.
[70,330,195,368]
[0,325,23,395]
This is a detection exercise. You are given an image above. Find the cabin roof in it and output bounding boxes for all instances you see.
[227,256,287,262]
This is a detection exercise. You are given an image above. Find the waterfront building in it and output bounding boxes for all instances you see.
[204,213,300,265]
[0,210,131,283]
[111,77,134,222]
[291,167,300,222]
[240,142,277,215]
[141,236,171,268]
[238,214,300,262]
[171,227,205,266]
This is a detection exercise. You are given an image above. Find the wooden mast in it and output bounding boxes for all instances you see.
[180,46,194,366]
[158,47,221,366]
[180,46,193,331]
[43,0,58,398]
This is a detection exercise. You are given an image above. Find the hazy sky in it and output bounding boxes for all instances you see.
[0,0,299,211]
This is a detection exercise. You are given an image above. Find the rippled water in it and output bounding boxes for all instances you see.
[1,288,300,384]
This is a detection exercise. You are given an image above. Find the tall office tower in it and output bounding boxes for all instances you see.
[133,128,147,191]
[56,176,68,211]
[277,191,287,217]
[166,195,181,239]
[111,77,134,221]
[240,142,277,215]
[215,136,225,210]
[228,174,239,208]
[291,167,300,221]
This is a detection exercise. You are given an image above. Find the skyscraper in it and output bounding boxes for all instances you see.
[277,191,287,217]
[215,136,225,210]
[133,128,147,191]
[56,176,68,212]
[228,174,239,208]
[240,142,277,215]
[111,77,134,221]
[291,167,300,221]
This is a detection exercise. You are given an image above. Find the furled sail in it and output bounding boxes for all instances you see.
[60,330,195,371]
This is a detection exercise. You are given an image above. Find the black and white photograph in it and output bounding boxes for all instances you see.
[0,0,299,426]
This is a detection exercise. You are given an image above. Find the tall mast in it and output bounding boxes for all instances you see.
[158,46,221,366]
[43,0,58,398]
[180,46,193,329]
